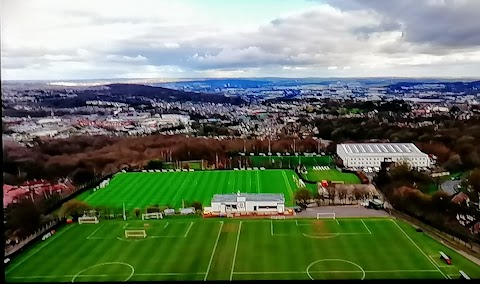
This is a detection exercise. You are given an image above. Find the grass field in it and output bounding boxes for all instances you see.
[76,170,299,209]
[303,167,361,184]
[5,217,480,282]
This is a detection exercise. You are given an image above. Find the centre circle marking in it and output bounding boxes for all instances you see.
[306,259,365,280]
[71,262,135,283]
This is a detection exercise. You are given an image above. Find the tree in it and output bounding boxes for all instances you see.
[4,198,42,238]
[294,188,312,207]
[326,186,337,205]
[146,159,163,170]
[337,187,348,205]
[353,188,363,202]
[313,190,324,206]
[60,200,92,220]
[191,201,203,211]
[444,153,463,173]
[465,168,480,203]
[431,191,451,212]
[71,168,95,185]
[134,208,141,217]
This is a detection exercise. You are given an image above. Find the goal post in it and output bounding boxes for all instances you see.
[125,230,147,238]
[142,212,163,220]
[78,216,99,224]
[316,213,335,220]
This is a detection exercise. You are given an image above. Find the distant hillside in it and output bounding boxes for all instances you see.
[33,83,246,109]
[105,84,246,104]
[387,80,480,93]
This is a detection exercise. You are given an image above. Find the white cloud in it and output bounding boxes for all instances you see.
[2,0,480,79]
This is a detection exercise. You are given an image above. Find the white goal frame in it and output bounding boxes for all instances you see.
[142,212,163,220]
[125,230,147,238]
[316,213,336,220]
[78,216,99,224]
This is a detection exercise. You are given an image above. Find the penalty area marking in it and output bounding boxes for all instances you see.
[87,225,105,239]
[71,262,134,283]
[306,259,365,280]
[184,222,194,237]
[303,233,340,239]
[204,221,224,281]
[361,220,372,234]
[230,221,243,281]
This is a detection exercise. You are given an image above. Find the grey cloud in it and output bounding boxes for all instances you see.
[326,0,480,48]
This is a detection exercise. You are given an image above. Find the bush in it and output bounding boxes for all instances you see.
[60,200,92,220]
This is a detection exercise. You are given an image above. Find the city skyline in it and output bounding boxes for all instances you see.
[2,0,480,80]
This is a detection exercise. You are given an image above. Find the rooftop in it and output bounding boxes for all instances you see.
[339,143,426,156]
[212,193,285,203]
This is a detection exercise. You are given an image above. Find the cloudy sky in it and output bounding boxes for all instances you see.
[2,0,480,80]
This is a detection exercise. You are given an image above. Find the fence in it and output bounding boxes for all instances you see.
[5,218,62,257]
[389,209,480,256]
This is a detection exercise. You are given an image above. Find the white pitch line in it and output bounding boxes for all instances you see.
[392,220,447,279]
[184,222,194,237]
[335,219,340,225]
[164,222,169,228]
[271,220,274,236]
[230,221,243,281]
[428,256,451,268]
[295,219,299,226]
[361,220,372,235]
[233,269,441,275]
[87,224,105,239]
[123,223,129,229]
[204,221,224,281]
[10,272,206,279]
[6,225,75,274]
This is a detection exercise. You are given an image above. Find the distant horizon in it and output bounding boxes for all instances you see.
[3,76,480,83]
[2,0,480,80]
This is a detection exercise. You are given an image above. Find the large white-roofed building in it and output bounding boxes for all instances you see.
[204,193,286,216]
[336,143,430,169]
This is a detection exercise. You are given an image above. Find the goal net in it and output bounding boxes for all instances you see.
[78,216,99,224]
[316,213,335,220]
[142,212,163,220]
[125,230,147,238]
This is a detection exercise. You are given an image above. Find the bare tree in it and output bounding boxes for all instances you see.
[326,186,337,205]
[337,187,348,205]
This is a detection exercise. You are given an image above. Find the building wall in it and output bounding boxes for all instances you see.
[336,144,431,168]
[341,155,430,168]
[211,200,284,213]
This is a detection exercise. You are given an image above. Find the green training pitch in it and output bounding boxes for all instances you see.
[303,167,361,184]
[5,217,480,281]
[76,170,299,210]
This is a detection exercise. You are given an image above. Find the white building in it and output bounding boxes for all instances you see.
[206,193,285,214]
[337,143,431,169]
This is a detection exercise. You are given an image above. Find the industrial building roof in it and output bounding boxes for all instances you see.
[212,193,285,203]
[339,143,426,156]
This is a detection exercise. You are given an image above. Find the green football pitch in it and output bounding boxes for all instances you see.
[76,170,300,210]
[303,167,361,184]
[5,217,480,281]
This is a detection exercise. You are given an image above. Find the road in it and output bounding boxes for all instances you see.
[440,180,460,195]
